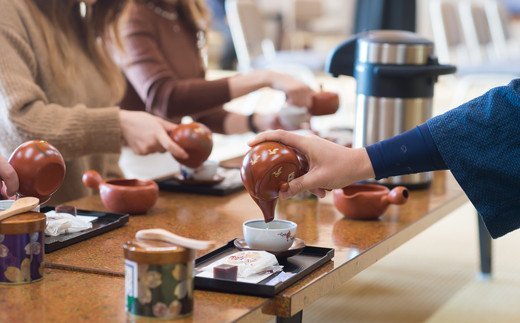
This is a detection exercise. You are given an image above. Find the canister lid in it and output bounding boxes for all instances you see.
[123,239,196,264]
[0,212,46,235]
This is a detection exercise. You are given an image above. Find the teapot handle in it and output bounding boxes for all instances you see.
[384,186,409,205]
[82,170,103,190]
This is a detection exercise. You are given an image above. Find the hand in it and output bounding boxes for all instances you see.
[268,71,314,108]
[248,130,375,199]
[0,155,19,198]
[119,110,188,159]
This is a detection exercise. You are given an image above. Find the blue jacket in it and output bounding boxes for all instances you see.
[428,79,520,238]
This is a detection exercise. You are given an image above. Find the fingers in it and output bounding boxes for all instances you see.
[279,175,310,200]
[309,188,326,198]
[156,130,188,160]
[156,117,178,133]
[0,157,19,197]
[248,129,308,148]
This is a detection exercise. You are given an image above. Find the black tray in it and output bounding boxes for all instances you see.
[194,240,334,297]
[156,168,244,196]
[41,206,129,253]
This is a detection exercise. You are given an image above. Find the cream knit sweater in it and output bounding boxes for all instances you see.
[0,1,124,204]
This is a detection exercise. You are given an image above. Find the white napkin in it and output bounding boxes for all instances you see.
[44,211,95,236]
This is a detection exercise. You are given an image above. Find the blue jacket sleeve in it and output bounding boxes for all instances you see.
[427,79,520,238]
[366,124,447,180]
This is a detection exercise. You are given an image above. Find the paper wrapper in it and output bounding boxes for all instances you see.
[197,251,283,284]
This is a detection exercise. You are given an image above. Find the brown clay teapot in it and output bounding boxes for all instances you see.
[309,87,339,116]
[169,122,213,169]
[241,141,308,223]
[333,184,408,220]
[82,170,158,215]
[8,140,66,202]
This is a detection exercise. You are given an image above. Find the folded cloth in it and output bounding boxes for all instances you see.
[45,211,94,236]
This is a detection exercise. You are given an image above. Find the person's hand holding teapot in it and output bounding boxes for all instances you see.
[0,155,19,199]
[119,110,188,159]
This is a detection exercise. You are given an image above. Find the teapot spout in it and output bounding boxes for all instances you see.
[383,186,409,205]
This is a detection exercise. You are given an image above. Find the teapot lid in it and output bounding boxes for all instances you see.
[0,212,46,235]
[123,239,196,264]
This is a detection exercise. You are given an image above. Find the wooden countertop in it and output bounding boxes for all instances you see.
[1,171,467,322]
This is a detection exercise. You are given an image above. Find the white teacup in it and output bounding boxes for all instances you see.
[181,160,218,181]
[278,104,310,129]
[243,219,297,252]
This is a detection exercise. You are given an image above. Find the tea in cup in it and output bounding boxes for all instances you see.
[181,160,218,181]
[243,219,297,252]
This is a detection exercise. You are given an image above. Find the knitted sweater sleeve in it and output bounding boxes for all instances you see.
[0,22,122,159]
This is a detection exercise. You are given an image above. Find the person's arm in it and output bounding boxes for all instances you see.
[427,79,520,238]
[0,156,18,198]
[116,10,232,120]
[0,21,121,159]
[366,123,447,179]
[0,19,187,160]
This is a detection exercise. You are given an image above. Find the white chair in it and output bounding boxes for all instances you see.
[226,0,327,73]
[429,0,519,75]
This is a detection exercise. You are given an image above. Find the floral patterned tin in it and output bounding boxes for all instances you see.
[0,211,46,284]
[124,239,196,320]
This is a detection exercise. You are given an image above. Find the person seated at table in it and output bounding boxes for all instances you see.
[249,79,520,239]
[0,156,18,199]
[113,0,315,134]
[0,0,187,204]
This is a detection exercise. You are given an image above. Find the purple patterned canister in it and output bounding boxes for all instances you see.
[124,239,196,320]
[0,212,46,284]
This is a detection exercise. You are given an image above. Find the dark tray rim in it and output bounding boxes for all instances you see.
[194,240,334,297]
[41,206,129,253]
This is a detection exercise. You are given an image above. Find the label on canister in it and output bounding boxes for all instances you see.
[124,259,194,319]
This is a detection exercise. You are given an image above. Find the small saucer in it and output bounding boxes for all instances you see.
[173,174,225,186]
[233,238,306,259]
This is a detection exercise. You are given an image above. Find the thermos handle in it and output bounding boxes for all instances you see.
[325,34,363,77]
[374,64,457,78]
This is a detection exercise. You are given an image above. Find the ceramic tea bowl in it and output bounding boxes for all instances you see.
[169,122,213,169]
[82,170,158,215]
[309,90,339,116]
[241,141,308,222]
[333,184,409,220]
[180,160,219,181]
[243,219,297,252]
[8,140,66,203]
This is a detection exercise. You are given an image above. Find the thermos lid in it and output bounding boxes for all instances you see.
[123,239,196,264]
[358,30,433,65]
[0,212,46,235]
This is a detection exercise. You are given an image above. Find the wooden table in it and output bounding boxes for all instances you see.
[1,171,477,322]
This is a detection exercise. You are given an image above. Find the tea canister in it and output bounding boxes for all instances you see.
[0,211,46,284]
[124,239,196,320]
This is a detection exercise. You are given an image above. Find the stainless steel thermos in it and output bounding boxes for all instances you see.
[326,30,456,188]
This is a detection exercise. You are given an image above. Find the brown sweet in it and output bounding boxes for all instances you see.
[8,140,66,202]
[169,122,213,169]
[309,89,339,116]
[213,264,238,281]
[55,204,77,216]
[241,141,308,223]
[82,170,158,215]
[332,184,409,220]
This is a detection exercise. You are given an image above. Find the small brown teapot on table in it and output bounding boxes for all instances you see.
[241,141,308,223]
[333,183,409,220]
[82,170,158,215]
[309,86,340,116]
